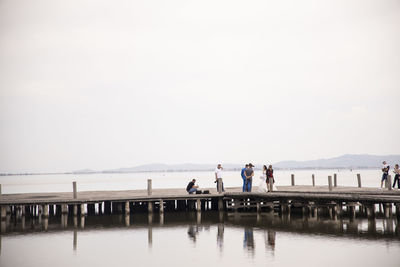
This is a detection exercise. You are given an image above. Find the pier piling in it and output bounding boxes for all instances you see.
[328,176,333,192]
[291,174,295,186]
[357,174,362,188]
[312,174,315,186]
[73,181,77,199]
[147,179,152,196]
[334,173,337,187]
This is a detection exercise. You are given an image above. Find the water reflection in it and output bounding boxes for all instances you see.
[0,211,399,257]
[187,225,198,242]
[264,229,276,253]
[243,228,255,255]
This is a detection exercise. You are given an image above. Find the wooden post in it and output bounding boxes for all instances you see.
[60,204,67,214]
[147,179,152,196]
[73,205,78,216]
[217,178,223,193]
[0,184,2,197]
[125,201,130,214]
[387,175,392,190]
[218,198,223,211]
[73,181,77,199]
[334,173,337,187]
[291,174,295,186]
[43,205,49,217]
[312,174,315,187]
[148,201,153,213]
[328,176,332,192]
[366,204,375,218]
[357,173,362,188]
[256,202,261,213]
[1,206,6,220]
[80,204,86,216]
[159,200,164,214]
[196,199,201,212]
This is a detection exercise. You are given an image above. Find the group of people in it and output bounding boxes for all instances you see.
[381,161,400,189]
[240,164,274,192]
[186,163,275,194]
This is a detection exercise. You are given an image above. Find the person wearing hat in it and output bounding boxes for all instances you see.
[215,164,224,192]
[241,164,249,192]
[244,163,254,192]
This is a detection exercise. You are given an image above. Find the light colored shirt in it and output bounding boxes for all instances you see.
[215,168,223,179]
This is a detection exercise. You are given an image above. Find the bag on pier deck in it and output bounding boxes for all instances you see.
[203,190,210,194]
[196,190,203,194]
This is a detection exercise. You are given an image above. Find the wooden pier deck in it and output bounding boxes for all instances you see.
[1,185,400,220]
[1,185,400,205]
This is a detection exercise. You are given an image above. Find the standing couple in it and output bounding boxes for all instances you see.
[241,163,255,192]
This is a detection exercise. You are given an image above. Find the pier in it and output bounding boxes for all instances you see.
[1,180,400,224]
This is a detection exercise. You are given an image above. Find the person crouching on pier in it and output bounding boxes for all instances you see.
[186,179,199,194]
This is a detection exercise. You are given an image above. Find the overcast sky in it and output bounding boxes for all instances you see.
[0,0,399,173]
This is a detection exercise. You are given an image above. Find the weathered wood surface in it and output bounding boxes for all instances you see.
[0,186,399,205]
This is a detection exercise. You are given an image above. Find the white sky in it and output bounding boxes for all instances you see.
[0,0,399,172]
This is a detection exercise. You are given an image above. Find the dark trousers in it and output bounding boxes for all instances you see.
[393,174,400,189]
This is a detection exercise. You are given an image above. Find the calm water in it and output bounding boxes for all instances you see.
[0,212,399,267]
[1,169,399,267]
[0,169,386,194]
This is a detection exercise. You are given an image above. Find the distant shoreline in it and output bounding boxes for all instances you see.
[0,167,381,176]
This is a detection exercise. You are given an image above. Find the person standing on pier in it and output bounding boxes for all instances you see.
[392,164,400,189]
[244,163,254,192]
[380,161,390,189]
[215,164,224,192]
[241,164,249,192]
[266,165,274,191]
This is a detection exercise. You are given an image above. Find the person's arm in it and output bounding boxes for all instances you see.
[215,171,218,181]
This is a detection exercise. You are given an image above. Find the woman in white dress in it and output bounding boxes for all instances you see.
[258,165,268,192]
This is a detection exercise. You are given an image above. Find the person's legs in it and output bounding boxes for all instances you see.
[242,178,246,192]
[188,188,197,194]
[244,179,250,192]
[381,174,387,188]
[247,179,252,192]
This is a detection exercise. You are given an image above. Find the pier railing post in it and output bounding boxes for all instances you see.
[147,179,152,196]
[312,174,315,187]
[73,181,77,199]
[269,178,274,192]
[333,173,337,187]
[387,175,392,190]
[217,178,223,193]
[357,174,362,188]
[291,174,295,186]
[328,176,332,192]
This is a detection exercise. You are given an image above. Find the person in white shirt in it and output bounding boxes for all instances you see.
[380,161,390,189]
[215,164,224,192]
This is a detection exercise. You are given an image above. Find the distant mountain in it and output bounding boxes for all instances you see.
[273,154,400,169]
[103,163,243,173]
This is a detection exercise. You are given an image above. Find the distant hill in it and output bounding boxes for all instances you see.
[273,154,400,169]
[103,163,243,173]
[3,154,399,176]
